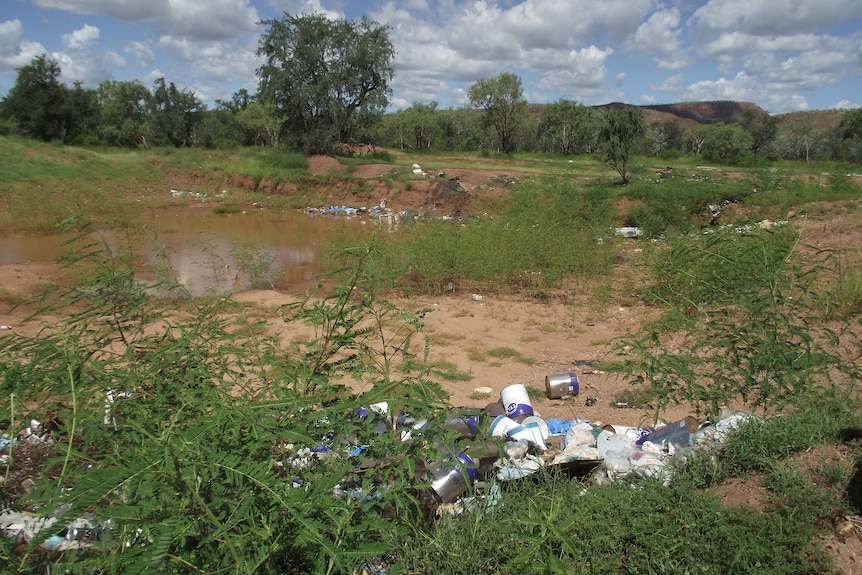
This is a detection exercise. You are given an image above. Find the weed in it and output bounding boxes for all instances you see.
[487,346,535,365]
[229,241,279,289]
[0,228,452,574]
[617,226,862,418]
[213,204,242,213]
[426,360,473,382]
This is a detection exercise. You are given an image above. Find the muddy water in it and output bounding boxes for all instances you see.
[0,208,372,296]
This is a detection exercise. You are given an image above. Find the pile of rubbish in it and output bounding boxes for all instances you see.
[1,373,755,554]
[281,372,754,513]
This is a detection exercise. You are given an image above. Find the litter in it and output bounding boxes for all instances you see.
[1,376,757,558]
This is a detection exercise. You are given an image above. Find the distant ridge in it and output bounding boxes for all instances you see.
[529,100,846,134]
[595,100,767,126]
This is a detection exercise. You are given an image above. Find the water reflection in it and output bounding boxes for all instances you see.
[0,209,371,296]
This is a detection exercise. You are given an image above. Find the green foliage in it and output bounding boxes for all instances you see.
[376,177,618,294]
[468,72,527,154]
[388,462,837,574]
[0,54,68,142]
[147,77,205,148]
[617,225,862,417]
[0,224,452,573]
[537,99,597,155]
[486,346,535,365]
[256,13,395,154]
[94,80,150,148]
[598,107,645,184]
[230,241,279,288]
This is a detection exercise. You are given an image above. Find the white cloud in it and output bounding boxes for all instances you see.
[35,0,259,41]
[0,19,47,71]
[690,0,862,36]
[266,0,343,19]
[160,0,259,40]
[832,99,858,110]
[629,8,688,69]
[649,73,682,92]
[532,45,613,101]
[125,41,155,69]
[62,24,99,50]
[32,0,167,20]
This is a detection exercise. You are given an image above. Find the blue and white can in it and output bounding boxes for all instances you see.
[501,384,534,419]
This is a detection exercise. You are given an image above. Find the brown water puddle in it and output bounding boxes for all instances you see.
[0,207,373,296]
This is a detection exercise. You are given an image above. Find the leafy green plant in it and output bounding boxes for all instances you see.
[0,225,455,574]
[617,225,862,418]
[229,241,279,289]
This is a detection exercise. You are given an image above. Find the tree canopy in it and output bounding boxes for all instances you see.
[0,54,68,142]
[468,72,527,154]
[256,13,394,154]
[598,107,645,185]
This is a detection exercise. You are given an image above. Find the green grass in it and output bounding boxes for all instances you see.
[1,140,861,575]
[486,346,535,365]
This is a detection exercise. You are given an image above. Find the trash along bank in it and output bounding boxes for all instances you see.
[1,374,756,556]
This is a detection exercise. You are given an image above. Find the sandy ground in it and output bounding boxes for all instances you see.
[0,261,674,428]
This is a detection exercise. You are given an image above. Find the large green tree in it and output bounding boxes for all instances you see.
[597,107,645,185]
[696,122,753,164]
[256,13,394,154]
[148,77,205,147]
[468,72,526,154]
[95,80,150,147]
[537,98,595,155]
[742,110,778,156]
[0,54,68,141]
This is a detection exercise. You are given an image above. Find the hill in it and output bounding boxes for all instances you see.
[592,100,848,136]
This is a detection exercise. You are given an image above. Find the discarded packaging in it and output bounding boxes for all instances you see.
[489,415,519,438]
[545,372,580,399]
[508,422,547,450]
[639,416,698,450]
[500,384,533,419]
[428,452,478,503]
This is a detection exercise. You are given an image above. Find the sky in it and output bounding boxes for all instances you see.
[1,0,860,115]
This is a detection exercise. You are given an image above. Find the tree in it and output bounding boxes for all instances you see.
[236,101,283,147]
[95,80,150,147]
[597,107,644,185]
[538,99,594,155]
[468,72,526,154]
[148,77,205,147]
[698,122,753,164]
[215,88,255,114]
[0,54,68,141]
[646,122,669,157]
[438,107,483,151]
[256,13,394,154]
[840,108,862,165]
[785,117,821,162]
[64,81,99,145]
[742,110,777,156]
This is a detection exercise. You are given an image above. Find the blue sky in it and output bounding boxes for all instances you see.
[1,0,860,114]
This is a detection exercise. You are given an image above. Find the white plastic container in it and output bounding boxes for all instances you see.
[489,415,519,438]
[500,384,533,418]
